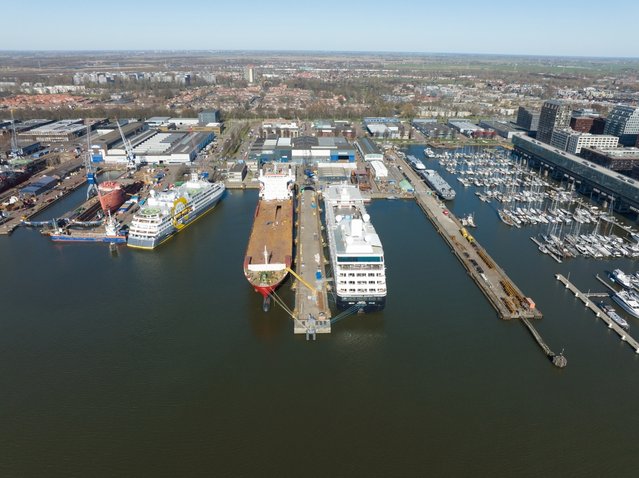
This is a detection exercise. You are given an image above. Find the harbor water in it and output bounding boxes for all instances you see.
[1,155,639,476]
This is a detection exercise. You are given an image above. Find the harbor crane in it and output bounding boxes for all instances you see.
[116,120,138,171]
[84,125,99,200]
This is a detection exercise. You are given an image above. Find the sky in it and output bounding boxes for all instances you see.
[1,0,638,57]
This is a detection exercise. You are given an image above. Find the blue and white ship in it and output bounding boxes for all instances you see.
[324,185,386,312]
[127,173,225,250]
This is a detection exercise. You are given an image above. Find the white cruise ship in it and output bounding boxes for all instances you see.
[324,185,386,312]
[127,173,225,250]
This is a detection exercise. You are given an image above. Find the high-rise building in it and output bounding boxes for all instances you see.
[244,65,255,84]
[516,106,540,131]
[537,100,571,144]
[604,105,639,146]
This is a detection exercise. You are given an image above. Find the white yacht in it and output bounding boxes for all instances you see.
[610,269,633,289]
[612,290,639,319]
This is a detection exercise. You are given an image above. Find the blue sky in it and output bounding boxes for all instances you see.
[1,0,637,57]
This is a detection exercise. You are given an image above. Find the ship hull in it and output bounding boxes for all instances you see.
[243,200,294,299]
[127,192,223,250]
[50,234,127,244]
[98,182,126,213]
[336,295,386,313]
[613,294,639,318]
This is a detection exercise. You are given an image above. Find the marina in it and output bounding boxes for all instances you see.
[556,273,639,354]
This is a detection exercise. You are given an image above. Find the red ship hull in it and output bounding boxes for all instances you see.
[98,181,126,213]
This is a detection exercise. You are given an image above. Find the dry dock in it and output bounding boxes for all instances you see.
[293,184,331,335]
[556,273,639,354]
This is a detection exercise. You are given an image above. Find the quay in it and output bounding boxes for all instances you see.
[292,180,331,336]
[0,161,87,236]
[396,157,567,367]
[398,157,542,320]
[556,274,639,354]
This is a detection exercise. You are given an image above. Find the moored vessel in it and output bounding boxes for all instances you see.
[324,184,386,312]
[610,269,633,289]
[612,290,639,319]
[420,169,456,200]
[127,172,224,250]
[243,164,295,310]
[600,303,630,330]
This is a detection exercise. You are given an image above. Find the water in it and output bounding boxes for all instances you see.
[1,161,639,477]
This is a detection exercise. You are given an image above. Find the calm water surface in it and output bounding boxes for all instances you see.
[1,155,638,477]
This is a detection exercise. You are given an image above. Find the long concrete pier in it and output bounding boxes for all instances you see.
[556,273,639,354]
[293,183,331,335]
[398,158,542,320]
[397,158,567,366]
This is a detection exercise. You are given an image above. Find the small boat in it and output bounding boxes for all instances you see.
[461,213,476,228]
[600,303,630,329]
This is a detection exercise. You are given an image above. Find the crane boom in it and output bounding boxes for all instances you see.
[116,120,137,170]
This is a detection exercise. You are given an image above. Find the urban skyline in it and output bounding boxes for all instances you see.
[2,0,639,57]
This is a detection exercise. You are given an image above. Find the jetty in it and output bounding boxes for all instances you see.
[292,181,331,337]
[398,157,566,366]
[399,157,541,320]
[556,273,639,354]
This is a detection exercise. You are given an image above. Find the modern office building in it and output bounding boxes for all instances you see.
[580,147,639,174]
[604,105,639,146]
[537,100,571,144]
[198,110,220,125]
[550,128,619,154]
[516,106,540,132]
[512,134,639,213]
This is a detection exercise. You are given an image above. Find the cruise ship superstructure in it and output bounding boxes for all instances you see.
[243,164,295,310]
[127,173,225,249]
[324,185,386,312]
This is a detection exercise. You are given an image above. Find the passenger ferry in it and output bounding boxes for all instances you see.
[324,185,386,312]
[127,173,225,249]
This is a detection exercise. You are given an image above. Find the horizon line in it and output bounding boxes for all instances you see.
[0,49,638,61]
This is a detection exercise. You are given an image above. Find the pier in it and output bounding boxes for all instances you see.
[292,183,331,336]
[398,158,542,320]
[556,273,639,354]
[397,157,568,366]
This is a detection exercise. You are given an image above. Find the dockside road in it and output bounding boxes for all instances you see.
[293,183,331,335]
